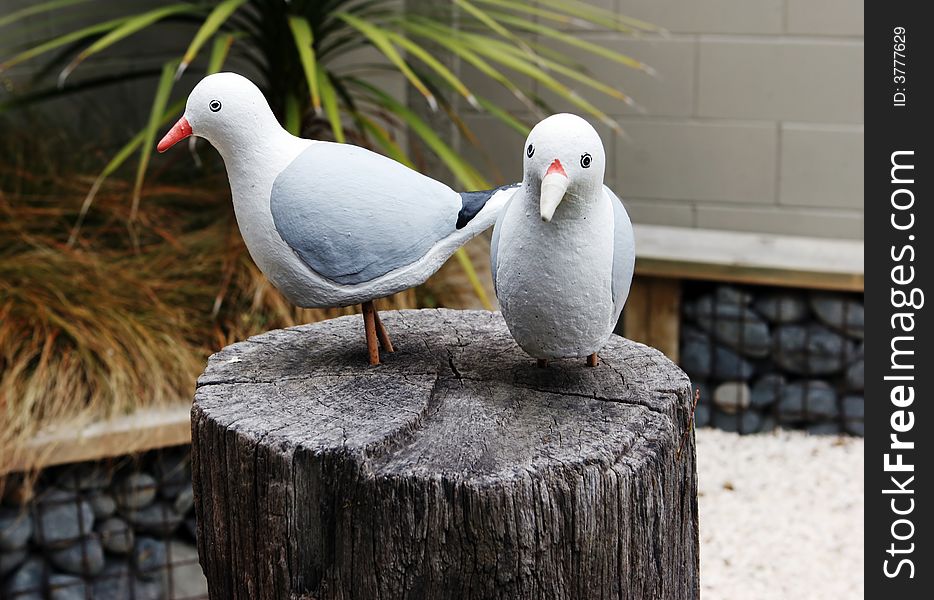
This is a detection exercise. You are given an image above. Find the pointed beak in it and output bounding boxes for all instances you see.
[539,159,569,222]
[157,116,192,153]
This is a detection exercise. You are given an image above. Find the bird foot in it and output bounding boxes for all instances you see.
[586,353,599,367]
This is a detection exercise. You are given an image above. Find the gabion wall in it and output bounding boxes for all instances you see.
[680,283,863,435]
[1,446,206,599]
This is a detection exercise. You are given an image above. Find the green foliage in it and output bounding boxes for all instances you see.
[0,0,656,304]
[1,0,654,185]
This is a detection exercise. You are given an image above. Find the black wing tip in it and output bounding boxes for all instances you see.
[456,183,520,229]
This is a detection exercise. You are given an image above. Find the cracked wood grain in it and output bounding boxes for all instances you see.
[191,309,699,600]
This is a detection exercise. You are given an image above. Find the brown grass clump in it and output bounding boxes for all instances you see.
[0,143,414,463]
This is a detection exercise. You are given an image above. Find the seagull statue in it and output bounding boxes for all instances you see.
[158,73,514,365]
[490,113,635,367]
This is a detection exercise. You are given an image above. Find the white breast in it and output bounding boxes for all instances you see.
[495,190,616,358]
[221,135,339,305]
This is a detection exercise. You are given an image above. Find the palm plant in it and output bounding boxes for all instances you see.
[1,0,654,230]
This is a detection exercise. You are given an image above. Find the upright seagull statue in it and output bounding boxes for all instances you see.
[158,73,514,365]
[490,113,635,367]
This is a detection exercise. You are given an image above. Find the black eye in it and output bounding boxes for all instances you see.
[526,144,534,158]
[209,99,222,112]
[580,153,592,168]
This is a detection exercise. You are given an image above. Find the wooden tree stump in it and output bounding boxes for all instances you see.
[191,309,699,600]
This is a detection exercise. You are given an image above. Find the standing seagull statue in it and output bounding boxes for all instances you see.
[490,113,635,367]
[158,73,514,365]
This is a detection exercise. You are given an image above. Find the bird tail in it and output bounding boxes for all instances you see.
[456,182,520,229]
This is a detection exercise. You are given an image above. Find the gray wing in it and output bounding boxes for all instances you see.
[271,143,461,286]
[606,186,635,323]
[489,190,517,295]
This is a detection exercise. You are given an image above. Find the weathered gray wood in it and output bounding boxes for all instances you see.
[191,309,698,600]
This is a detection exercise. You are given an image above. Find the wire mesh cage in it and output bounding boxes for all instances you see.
[1,445,206,599]
[679,282,864,436]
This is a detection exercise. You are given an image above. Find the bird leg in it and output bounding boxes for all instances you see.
[362,301,380,366]
[586,353,599,367]
[372,307,395,353]
[537,359,548,369]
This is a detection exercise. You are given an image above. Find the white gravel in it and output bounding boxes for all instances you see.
[697,429,863,599]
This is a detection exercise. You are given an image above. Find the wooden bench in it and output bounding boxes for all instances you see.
[623,225,864,362]
[0,406,192,476]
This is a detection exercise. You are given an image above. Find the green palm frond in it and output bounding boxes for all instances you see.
[177,0,249,78]
[288,15,323,112]
[57,4,199,86]
[0,0,92,29]
[132,60,181,222]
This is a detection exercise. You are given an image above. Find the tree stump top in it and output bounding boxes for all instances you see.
[194,309,692,484]
[191,309,698,599]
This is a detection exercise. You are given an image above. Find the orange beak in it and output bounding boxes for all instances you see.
[545,158,567,178]
[540,158,569,222]
[157,116,192,153]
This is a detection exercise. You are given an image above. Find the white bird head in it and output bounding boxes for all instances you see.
[157,72,280,154]
[522,113,606,222]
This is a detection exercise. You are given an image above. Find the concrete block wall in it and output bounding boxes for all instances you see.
[454,0,864,240]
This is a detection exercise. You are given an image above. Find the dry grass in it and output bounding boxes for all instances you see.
[0,139,414,464]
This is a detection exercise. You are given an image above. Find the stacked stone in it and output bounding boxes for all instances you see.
[681,284,864,435]
[1,446,206,599]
